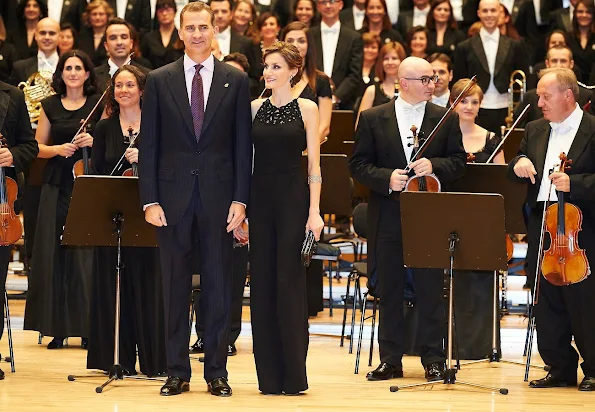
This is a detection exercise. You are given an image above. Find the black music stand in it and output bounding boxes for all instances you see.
[62,176,163,393]
[390,192,508,395]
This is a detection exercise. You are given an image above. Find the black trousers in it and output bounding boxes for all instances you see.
[376,200,446,368]
[477,108,508,135]
[528,206,595,380]
[157,185,233,383]
[249,171,309,394]
[193,244,248,345]
[0,246,10,341]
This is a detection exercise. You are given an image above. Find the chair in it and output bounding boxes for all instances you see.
[3,291,15,372]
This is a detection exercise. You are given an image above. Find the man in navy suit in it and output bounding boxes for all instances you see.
[139,1,252,397]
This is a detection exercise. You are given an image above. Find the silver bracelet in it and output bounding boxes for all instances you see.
[308,175,322,184]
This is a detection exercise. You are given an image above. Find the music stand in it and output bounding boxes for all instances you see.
[62,176,163,393]
[390,192,508,395]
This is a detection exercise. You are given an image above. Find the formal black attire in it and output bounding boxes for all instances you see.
[458,0,480,33]
[0,81,38,342]
[106,0,152,37]
[370,83,392,107]
[549,6,572,33]
[339,7,358,30]
[138,56,252,383]
[52,0,87,32]
[94,60,152,93]
[311,25,363,109]
[358,28,404,46]
[6,27,37,61]
[426,29,466,60]
[140,28,184,70]
[527,61,582,90]
[23,94,102,339]
[516,0,563,65]
[250,98,309,394]
[568,36,595,85]
[508,111,595,383]
[514,87,592,128]
[298,74,333,103]
[349,100,466,368]
[8,57,38,87]
[0,41,17,84]
[77,29,109,67]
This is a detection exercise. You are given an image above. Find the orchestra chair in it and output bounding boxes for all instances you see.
[2,291,15,372]
[354,282,379,374]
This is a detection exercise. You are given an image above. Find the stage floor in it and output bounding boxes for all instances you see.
[1,302,594,411]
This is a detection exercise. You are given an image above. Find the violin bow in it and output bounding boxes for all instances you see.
[485,103,531,163]
[109,127,139,176]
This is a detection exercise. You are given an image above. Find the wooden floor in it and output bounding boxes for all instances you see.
[1,301,594,411]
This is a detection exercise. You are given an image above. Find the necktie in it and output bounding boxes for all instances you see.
[191,64,204,142]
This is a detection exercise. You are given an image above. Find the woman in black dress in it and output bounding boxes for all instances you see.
[231,0,257,36]
[407,26,429,58]
[77,0,113,67]
[359,0,404,45]
[140,0,183,69]
[568,0,595,84]
[450,79,504,359]
[248,12,281,98]
[24,50,101,349]
[248,42,323,395]
[8,0,47,60]
[425,0,465,60]
[282,21,332,142]
[86,65,166,376]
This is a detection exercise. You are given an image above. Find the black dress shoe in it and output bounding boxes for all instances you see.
[47,338,65,349]
[160,376,190,396]
[366,363,404,381]
[424,362,446,382]
[189,338,204,354]
[228,344,237,356]
[81,338,88,349]
[529,373,577,388]
[578,376,595,391]
[0,368,4,380]
[208,377,232,397]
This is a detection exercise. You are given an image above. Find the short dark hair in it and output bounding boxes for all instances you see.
[17,0,48,27]
[156,0,177,13]
[545,29,570,50]
[105,65,147,118]
[426,0,458,31]
[52,49,97,96]
[223,52,250,72]
[180,1,215,28]
[106,17,133,37]
[426,53,452,72]
[208,0,233,9]
[546,44,574,61]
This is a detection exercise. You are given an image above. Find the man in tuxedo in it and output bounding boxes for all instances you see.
[312,0,363,109]
[394,0,431,40]
[514,45,592,127]
[209,0,254,63]
[9,18,60,86]
[139,1,252,397]
[339,0,366,30]
[549,0,578,33]
[94,18,152,93]
[508,67,595,392]
[0,80,39,381]
[451,0,480,34]
[427,53,453,107]
[46,0,87,32]
[349,57,466,382]
[106,0,152,37]
[453,0,529,134]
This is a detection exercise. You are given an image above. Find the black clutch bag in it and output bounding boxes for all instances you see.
[301,230,317,267]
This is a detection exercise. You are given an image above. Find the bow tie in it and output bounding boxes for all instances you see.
[354,10,365,17]
[322,27,339,35]
[402,102,425,114]
[217,32,230,40]
[550,121,568,134]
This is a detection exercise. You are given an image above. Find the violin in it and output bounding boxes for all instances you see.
[0,134,23,246]
[539,153,591,286]
[404,125,441,192]
[122,126,139,177]
[72,120,91,178]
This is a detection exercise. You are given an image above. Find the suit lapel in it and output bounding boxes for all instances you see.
[168,58,195,139]
[471,35,490,75]
[380,101,407,167]
[534,123,550,185]
[0,87,10,134]
[494,36,511,76]
[230,31,240,53]
[562,12,572,32]
[314,29,323,70]
[567,114,592,167]
[201,59,230,140]
[332,28,348,75]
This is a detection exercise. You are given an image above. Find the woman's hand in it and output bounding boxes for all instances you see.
[306,210,324,241]
[233,220,249,245]
[125,147,139,164]
[74,132,93,148]
[55,143,77,158]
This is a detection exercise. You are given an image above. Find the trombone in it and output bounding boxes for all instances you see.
[504,70,526,128]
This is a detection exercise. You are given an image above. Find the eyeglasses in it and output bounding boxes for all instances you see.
[319,0,340,5]
[403,75,439,86]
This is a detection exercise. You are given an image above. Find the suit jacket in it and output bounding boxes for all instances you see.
[78,29,109,67]
[513,87,592,128]
[516,0,563,64]
[394,10,414,40]
[8,57,38,87]
[460,0,480,31]
[58,0,87,32]
[106,0,152,37]
[508,112,595,214]
[549,6,572,33]
[7,27,38,61]
[453,34,529,95]
[0,81,39,177]
[426,29,466,59]
[339,8,356,30]
[94,60,152,93]
[311,25,363,108]
[138,57,252,226]
[349,100,466,272]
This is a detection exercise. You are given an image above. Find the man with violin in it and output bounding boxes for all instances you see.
[509,67,595,392]
[349,57,466,383]
[0,80,39,380]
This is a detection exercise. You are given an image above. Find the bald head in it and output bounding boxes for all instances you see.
[36,18,60,55]
[398,56,431,78]
[398,57,435,104]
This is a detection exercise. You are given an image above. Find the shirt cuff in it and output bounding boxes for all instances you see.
[232,201,247,208]
[143,202,159,211]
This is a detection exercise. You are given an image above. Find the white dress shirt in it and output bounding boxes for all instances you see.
[451,0,463,22]
[386,0,399,25]
[216,26,232,58]
[533,0,543,26]
[37,50,59,74]
[320,20,341,78]
[108,56,133,77]
[394,97,427,163]
[184,53,214,112]
[352,6,366,31]
[47,0,64,24]
[479,28,508,109]
[537,104,583,202]
[116,0,128,19]
[413,6,431,28]
[431,91,450,108]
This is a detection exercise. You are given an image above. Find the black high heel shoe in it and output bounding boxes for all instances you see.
[47,337,66,349]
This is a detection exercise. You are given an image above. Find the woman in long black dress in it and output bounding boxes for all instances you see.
[248,42,323,395]
[86,65,166,376]
[24,50,101,349]
[450,79,504,359]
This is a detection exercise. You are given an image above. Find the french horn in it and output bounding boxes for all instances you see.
[18,70,55,123]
